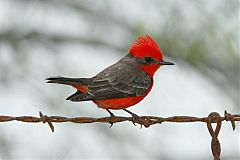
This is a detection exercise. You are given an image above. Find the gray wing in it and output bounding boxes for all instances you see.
[69,66,152,101]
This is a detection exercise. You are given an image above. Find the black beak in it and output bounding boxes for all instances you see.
[159,60,174,65]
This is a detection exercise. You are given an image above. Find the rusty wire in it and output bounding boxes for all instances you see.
[0,110,239,160]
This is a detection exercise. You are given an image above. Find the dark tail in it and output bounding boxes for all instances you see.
[46,76,90,85]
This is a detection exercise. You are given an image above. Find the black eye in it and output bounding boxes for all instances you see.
[144,57,152,63]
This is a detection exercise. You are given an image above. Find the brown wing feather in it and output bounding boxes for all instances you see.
[69,65,152,102]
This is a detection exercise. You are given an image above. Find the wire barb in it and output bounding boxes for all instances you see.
[224,110,236,131]
[39,111,54,132]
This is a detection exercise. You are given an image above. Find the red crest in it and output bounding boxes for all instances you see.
[129,35,162,61]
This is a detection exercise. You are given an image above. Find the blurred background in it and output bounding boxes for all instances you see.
[0,0,239,159]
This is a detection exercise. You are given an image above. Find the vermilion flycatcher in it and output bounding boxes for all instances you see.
[46,35,174,126]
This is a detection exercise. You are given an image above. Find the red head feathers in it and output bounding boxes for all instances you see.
[129,35,163,61]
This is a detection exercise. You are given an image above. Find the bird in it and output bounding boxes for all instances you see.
[46,35,174,126]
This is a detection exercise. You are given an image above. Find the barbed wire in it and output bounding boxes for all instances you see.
[0,110,239,160]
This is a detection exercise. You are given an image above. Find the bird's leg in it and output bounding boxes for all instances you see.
[123,109,139,126]
[106,109,115,128]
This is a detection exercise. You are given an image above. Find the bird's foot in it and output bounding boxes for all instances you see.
[131,114,139,126]
[108,115,115,128]
[106,109,115,128]
[123,109,139,126]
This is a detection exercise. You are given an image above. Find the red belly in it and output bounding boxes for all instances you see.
[73,83,153,110]
[93,96,146,110]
